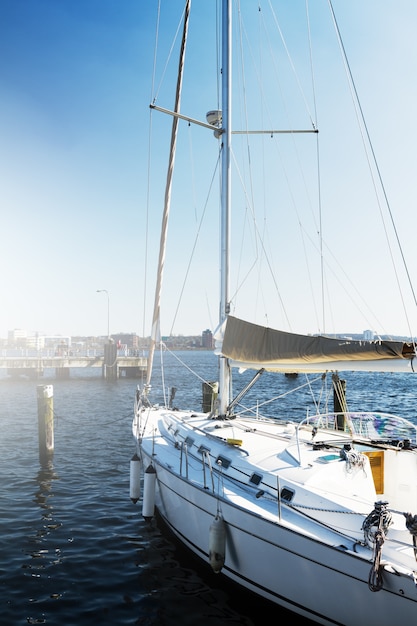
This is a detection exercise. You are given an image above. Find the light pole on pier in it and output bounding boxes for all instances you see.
[96,289,110,341]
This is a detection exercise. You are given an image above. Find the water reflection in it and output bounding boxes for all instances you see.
[33,460,60,532]
[24,462,61,570]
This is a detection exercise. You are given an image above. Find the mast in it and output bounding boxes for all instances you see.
[145,0,191,391]
[219,0,231,415]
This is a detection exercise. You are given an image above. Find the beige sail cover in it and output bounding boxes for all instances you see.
[220,316,414,371]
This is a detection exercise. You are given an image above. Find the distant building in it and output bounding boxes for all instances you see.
[112,333,139,349]
[202,329,213,349]
[11,329,25,341]
[363,329,375,341]
[8,328,27,345]
[27,334,45,350]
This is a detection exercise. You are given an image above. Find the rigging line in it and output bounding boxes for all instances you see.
[52,411,131,427]
[304,372,326,416]
[233,4,320,330]
[142,2,162,340]
[158,340,168,408]
[254,3,273,325]
[147,0,191,388]
[151,3,186,105]
[305,0,325,333]
[239,6,318,190]
[162,344,216,386]
[100,415,134,427]
[323,377,335,415]
[266,0,316,130]
[259,3,323,330]
[264,130,323,330]
[151,0,161,100]
[234,10,321,329]
[235,0,257,222]
[232,2,261,317]
[215,0,221,110]
[257,142,393,334]
[277,194,389,333]
[187,121,198,224]
[328,0,417,340]
[236,374,324,415]
[169,152,221,336]
[186,121,215,333]
[230,132,323,334]
[229,147,290,327]
[315,372,329,415]
[320,239,387,334]
[300,218,321,333]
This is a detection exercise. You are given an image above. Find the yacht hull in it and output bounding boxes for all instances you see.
[140,444,417,626]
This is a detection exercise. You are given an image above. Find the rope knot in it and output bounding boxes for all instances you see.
[363,501,392,592]
[404,512,417,536]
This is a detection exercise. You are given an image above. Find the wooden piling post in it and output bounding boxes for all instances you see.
[37,384,54,463]
[202,381,219,412]
[103,341,118,380]
[332,374,347,430]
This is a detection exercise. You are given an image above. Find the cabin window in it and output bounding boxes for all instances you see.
[216,455,231,469]
[249,473,263,486]
[198,444,211,455]
[280,487,295,502]
[184,436,195,448]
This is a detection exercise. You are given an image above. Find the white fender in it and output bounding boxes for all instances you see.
[142,463,156,521]
[209,514,226,573]
[129,453,142,504]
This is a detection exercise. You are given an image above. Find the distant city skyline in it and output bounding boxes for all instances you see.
[2,327,214,341]
[3,326,413,345]
[1,327,215,353]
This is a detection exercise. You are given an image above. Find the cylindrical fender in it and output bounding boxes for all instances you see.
[142,463,156,521]
[209,514,226,573]
[129,453,142,504]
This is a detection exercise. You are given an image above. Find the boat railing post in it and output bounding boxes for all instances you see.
[184,442,189,479]
[202,451,207,489]
[204,451,215,492]
[295,422,302,466]
[180,442,189,478]
[277,475,282,521]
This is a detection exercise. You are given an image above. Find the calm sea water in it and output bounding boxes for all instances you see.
[1,350,416,625]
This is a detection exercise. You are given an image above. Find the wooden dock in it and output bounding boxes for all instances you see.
[0,354,147,379]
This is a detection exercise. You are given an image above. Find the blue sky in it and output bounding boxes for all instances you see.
[0,0,153,338]
[1,1,417,340]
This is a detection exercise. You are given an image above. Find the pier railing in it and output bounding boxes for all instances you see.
[0,352,147,379]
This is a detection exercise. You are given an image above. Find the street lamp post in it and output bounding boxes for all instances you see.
[96,289,110,341]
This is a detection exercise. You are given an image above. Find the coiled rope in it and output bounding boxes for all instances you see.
[340,447,367,472]
[404,512,417,560]
[362,501,392,592]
